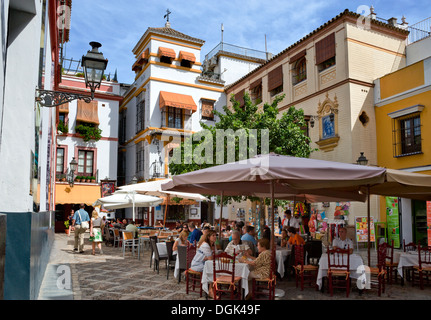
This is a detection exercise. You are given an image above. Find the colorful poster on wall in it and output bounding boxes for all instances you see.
[355,217,375,243]
[427,201,431,247]
[386,197,401,248]
[101,181,116,198]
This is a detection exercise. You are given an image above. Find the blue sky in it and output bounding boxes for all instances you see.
[63,0,430,85]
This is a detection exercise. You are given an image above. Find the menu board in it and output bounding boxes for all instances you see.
[386,197,401,248]
[427,201,431,247]
[355,217,375,243]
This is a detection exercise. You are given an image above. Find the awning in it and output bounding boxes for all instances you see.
[76,100,99,125]
[132,48,150,71]
[55,184,101,206]
[179,51,196,63]
[159,91,197,112]
[158,47,176,59]
[58,103,69,113]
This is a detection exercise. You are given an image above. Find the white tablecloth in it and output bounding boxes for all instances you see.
[317,253,364,289]
[276,247,291,278]
[397,252,422,277]
[202,260,250,297]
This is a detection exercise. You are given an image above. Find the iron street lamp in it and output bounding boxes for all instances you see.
[35,42,108,107]
[67,157,78,187]
[356,152,369,166]
[81,41,108,99]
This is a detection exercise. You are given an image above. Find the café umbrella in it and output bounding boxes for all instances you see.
[162,153,431,265]
[161,153,384,249]
[118,178,208,227]
[93,192,163,221]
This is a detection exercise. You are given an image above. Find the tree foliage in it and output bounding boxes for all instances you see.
[168,92,315,204]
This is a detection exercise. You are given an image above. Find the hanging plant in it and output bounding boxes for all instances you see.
[75,123,102,142]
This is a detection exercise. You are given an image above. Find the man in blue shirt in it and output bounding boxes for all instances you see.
[241,225,257,246]
[188,222,202,246]
[72,204,90,253]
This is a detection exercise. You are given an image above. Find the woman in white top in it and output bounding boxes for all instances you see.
[172,230,189,255]
[190,230,217,299]
[90,210,104,255]
[190,230,216,273]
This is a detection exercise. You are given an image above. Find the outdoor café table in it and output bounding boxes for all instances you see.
[201,259,251,298]
[316,253,364,290]
[397,251,421,278]
[276,246,291,278]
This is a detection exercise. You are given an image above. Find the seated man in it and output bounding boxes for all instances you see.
[125,221,139,238]
[287,227,305,246]
[332,227,353,254]
[241,225,257,246]
[225,230,252,257]
[188,222,202,246]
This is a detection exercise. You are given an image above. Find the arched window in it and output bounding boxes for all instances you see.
[293,57,307,85]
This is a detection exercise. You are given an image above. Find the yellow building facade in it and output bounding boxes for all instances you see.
[375,57,431,246]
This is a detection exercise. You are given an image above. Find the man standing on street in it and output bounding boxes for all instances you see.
[72,203,90,253]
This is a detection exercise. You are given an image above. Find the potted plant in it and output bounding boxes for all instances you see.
[56,174,61,181]
[75,123,102,142]
[90,176,96,183]
[64,220,70,235]
[57,120,68,134]
[85,176,91,183]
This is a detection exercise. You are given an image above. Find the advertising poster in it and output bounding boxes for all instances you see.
[386,197,401,248]
[355,217,375,243]
[427,201,431,247]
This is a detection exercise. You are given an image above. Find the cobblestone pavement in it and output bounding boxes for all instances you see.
[38,232,431,300]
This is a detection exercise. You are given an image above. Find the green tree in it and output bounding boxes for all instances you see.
[169,92,314,178]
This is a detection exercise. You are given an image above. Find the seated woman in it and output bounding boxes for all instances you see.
[190,230,217,298]
[224,230,252,257]
[243,238,272,298]
[172,230,189,256]
[280,229,289,248]
[287,226,305,247]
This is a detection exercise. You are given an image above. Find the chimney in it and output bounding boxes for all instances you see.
[388,17,398,27]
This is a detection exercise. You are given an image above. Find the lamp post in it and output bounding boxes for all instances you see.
[356,152,369,166]
[36,42,108,107]
[67,157,78,187]
[81,42,109,99]
[356,152,371,266]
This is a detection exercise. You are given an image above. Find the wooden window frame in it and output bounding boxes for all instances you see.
[75,147,97,177]
[167,106,184,129]
[56,146,67,174]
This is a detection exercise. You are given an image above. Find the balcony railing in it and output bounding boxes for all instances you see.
[407,17,431,45]
[205,42,268,62]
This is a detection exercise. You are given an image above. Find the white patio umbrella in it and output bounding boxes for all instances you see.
[93,192,163,221]
[118,178,209,226]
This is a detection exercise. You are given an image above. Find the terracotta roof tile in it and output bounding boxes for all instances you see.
[224,9,409,91]
[147,27,205,45]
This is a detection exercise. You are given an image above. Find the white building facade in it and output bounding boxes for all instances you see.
[119,23,267,227]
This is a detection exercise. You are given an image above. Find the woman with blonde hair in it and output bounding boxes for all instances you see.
[90,210,104,255]
[172,229,189,255]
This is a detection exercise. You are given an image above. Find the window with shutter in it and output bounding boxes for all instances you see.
[315,33,336,71]
[234,89,245,108]
[201,100,215,120]
[268,65,283,96]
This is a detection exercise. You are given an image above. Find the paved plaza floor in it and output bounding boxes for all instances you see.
[38,232,431,301]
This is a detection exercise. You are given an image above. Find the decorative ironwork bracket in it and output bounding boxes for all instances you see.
[35,89,92,107]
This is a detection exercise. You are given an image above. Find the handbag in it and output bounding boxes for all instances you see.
[78,211,89,229]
